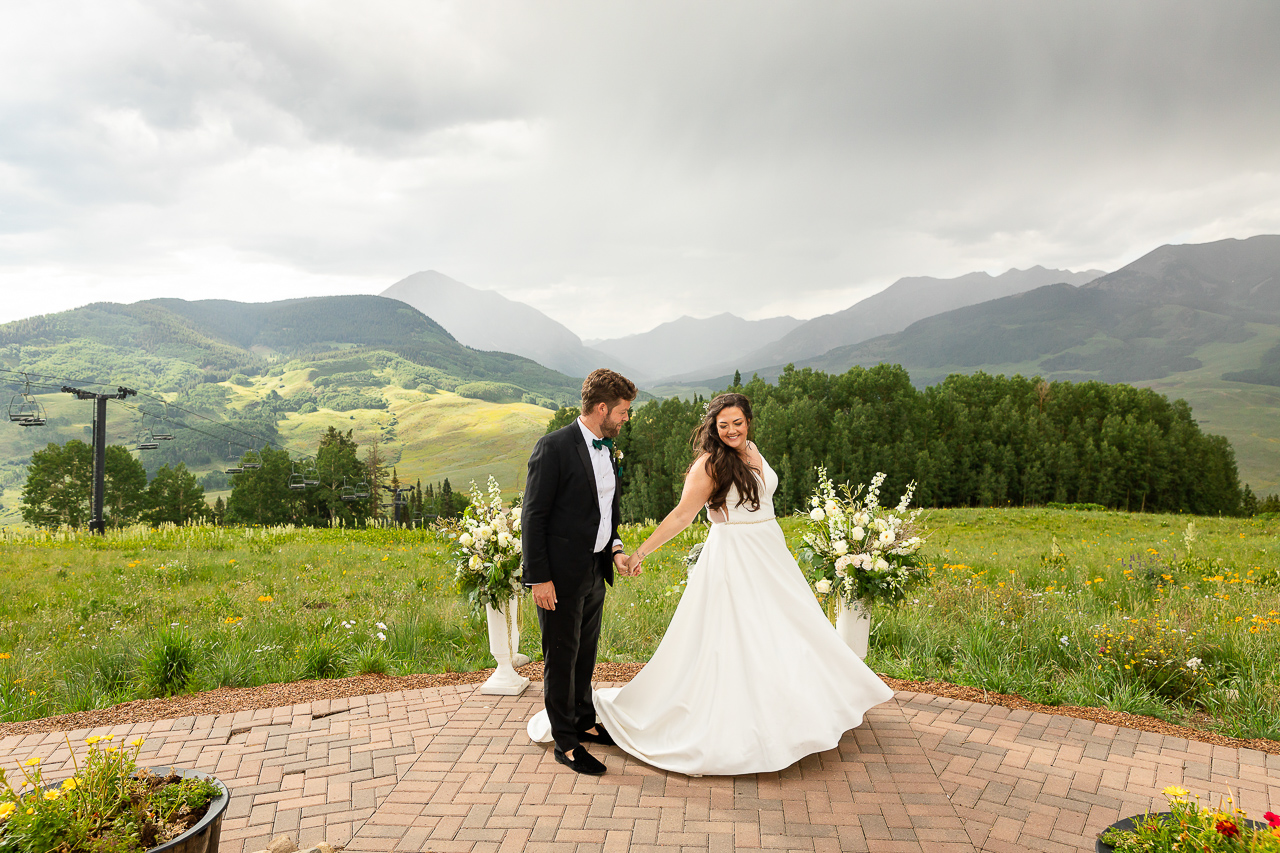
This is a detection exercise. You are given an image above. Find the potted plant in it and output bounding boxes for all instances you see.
[0,734,229,853]
[797,468,929,657]
[450,476,531,695]
[1097,786,1279,852]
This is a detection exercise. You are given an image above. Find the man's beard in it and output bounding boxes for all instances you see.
[601,412,624,438]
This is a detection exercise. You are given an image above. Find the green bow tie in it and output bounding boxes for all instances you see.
[592,436,614,451]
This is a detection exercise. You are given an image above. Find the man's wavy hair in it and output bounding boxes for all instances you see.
[693,392,760,514]
[580,369,637,415]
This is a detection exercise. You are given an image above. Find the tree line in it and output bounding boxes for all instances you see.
[549,365,1250,523]
[19,426,469,529]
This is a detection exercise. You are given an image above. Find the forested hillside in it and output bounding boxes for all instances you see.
[606,365,1244,523]
[0,296,579,515]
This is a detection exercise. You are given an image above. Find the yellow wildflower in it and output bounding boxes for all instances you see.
[1163,785,1190,798]
[0,802,13,820]
[43,790,60,801]
[61,778,78,791]
[22,757,41,767]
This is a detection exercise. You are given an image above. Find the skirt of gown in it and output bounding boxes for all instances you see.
[527,516,895,776]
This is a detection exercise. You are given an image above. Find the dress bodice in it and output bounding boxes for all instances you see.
[714,452,778,524]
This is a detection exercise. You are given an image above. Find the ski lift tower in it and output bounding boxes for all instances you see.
[61,385,136,534]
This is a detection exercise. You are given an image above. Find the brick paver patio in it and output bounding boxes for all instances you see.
[1,683,1275,852]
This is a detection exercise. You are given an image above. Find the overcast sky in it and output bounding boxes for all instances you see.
[2,1,1278,338]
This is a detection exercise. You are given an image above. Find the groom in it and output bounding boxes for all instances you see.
[521,368,638,775]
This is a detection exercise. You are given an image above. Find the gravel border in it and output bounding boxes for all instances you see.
[1,664,1275,757]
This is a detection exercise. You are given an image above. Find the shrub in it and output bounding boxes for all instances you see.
[142,629,197,697]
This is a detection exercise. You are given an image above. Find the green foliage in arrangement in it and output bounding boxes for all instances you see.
[614,365,1244,522]
[0,509,1274,746]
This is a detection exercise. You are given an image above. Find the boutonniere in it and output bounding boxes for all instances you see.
[613,447,624,461]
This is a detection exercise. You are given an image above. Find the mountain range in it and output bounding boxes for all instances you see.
[1,234,1277,502]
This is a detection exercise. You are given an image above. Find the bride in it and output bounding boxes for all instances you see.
[528,392,894,776]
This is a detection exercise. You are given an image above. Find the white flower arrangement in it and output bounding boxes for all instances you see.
[797,468,929,606]
[449,475,524,616]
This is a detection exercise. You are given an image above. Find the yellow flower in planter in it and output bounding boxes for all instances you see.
[0,803,14,820]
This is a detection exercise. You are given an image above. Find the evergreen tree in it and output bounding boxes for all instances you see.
[145,463,210,526]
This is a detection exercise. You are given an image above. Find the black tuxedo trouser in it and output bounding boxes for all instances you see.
[538,565,607,753]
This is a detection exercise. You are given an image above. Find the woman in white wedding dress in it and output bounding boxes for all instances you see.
[528,392,893,776]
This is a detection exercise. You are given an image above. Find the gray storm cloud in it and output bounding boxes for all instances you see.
[0,0,1278,334]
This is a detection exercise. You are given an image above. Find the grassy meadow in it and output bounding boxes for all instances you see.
[0,508,1277,741]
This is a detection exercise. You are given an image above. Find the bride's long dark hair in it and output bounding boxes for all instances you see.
[693,393,760,513]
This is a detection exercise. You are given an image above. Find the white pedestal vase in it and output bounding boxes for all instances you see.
[481,599,531,695]
[835,597,871,658]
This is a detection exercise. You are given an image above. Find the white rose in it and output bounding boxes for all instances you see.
[468,555,482,570]
[809,507,825,522]
[854,511,869,527]
[497,532,511,547]
[832,540,848,556]
[835,555,855,575]
[850,526,865,541]
[458,533,474,548]
[477,526,493,541]
[874,557,889,571]
[514,540,522,554]
[814,579,832,594]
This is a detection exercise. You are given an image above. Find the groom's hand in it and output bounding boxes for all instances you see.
[613,551,630,576]
[531,580,557,610]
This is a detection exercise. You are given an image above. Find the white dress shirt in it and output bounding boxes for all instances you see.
[577,418,622,554]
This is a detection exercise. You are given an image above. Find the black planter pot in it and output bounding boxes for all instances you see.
[40,766,229,853]
[1097,811,1269,853]
[146,767,229,853]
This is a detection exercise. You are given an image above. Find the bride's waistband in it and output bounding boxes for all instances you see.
[713,516,777,526]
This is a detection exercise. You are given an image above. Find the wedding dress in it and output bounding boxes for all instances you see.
[527,451,894,776]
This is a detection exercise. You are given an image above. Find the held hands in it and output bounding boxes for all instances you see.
[621,551,643,577]
[613,550,640,577]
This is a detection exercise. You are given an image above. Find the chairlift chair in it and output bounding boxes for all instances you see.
[301,459,320,487]
[225,444,244,475]
[136,429,159,451]
[241,449,262,470]
[354,481,371,500]
[340,479,358,502]
[8,375,46,426]
[287,461,306,491]
[151,403,175,440]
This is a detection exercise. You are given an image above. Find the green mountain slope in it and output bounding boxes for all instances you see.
[0,295,581,520]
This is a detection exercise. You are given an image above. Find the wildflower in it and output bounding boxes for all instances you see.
[1163,785,1190,798]
[23,757,41,767]
[43,790,61,801]
[0,653,9,660]
[1265,811,1280,828]
[1215,817,1240,838]
[129,738,144,747]
[0,802,13,820]
[1186,657,1202,670]
[377,632,387,641]
[61,777,79,791]
[258,595,274,603]
[85,736,101,745]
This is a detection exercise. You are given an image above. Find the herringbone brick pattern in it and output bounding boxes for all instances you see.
[1,683,1276,852]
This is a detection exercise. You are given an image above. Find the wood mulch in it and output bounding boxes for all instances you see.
[1,663,1275,757]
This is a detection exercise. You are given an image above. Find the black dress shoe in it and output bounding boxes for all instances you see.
[578,726,616,746]
[554,746,606,775]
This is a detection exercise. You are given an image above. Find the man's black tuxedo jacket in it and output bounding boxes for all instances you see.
[521,422,620,595]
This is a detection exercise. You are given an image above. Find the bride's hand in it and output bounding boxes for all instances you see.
[625,552,643,576]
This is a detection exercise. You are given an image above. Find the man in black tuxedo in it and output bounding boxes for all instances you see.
[521,368,638,775]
